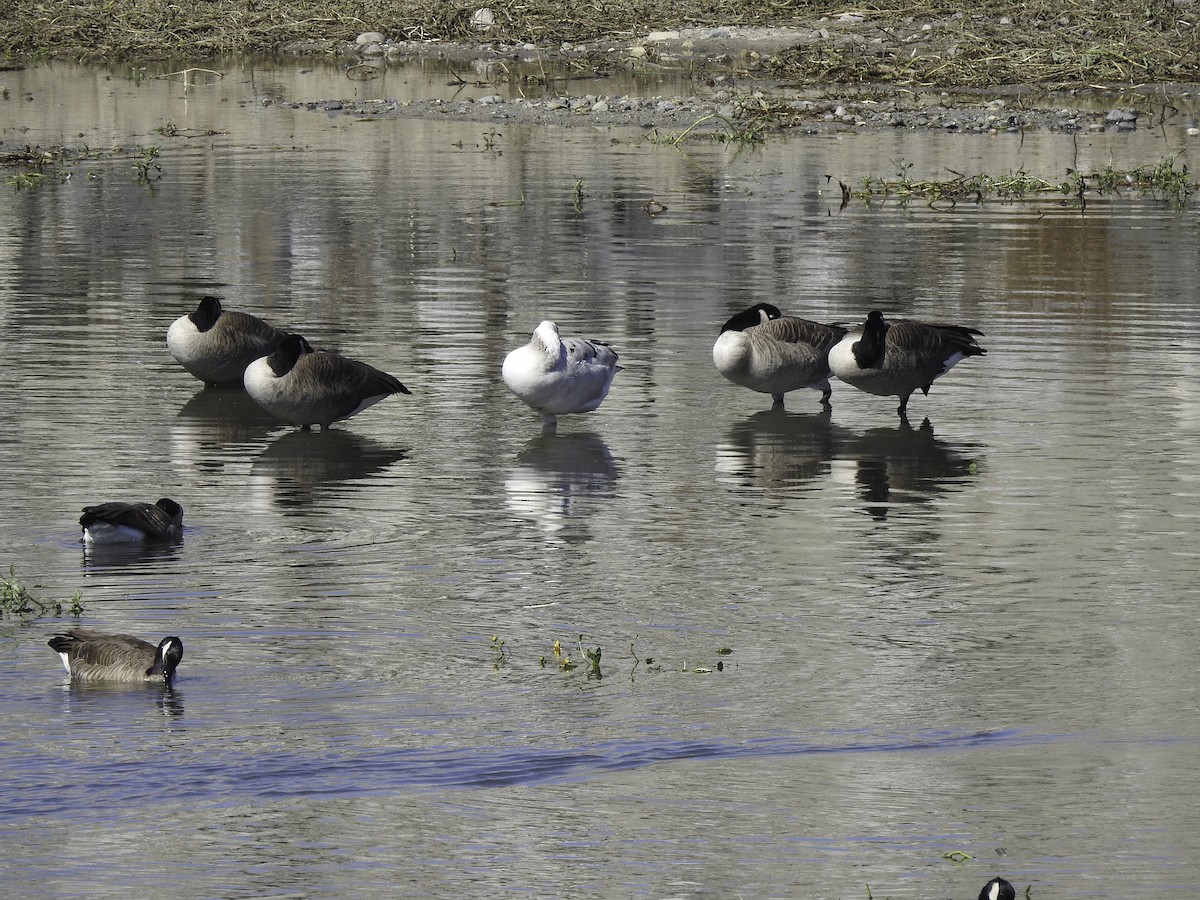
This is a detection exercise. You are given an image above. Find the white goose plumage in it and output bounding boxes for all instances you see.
[713,302,847,406]
[828,310,986,417]
[167,295,286,387]
[502,321,622,429]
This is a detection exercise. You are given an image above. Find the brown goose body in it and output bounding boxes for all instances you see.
[243,333,410,429]
[828,310,986,416]
[48,629,183,683]
[79,498,184,545]
[167,295,286,387]
[713,303,847,406]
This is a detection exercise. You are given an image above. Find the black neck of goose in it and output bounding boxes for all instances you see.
[720,303,782,334]
[267,335,308,376]
[853,312,888,367]
[190,296,223,332]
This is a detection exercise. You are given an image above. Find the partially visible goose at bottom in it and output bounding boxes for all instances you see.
[502,320,622,429]
[978,877,1016,900]
[48,630,183,684]
[828,310,986,417]
[79,498,184,545]
[167,295,286,387]
[244,333,411,430]
[713,302,847,406]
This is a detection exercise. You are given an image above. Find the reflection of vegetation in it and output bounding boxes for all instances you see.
[839,157,1195,209]
[0,566,84,621]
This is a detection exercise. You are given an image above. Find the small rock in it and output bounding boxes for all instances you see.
[478,94,502,105]
[470,8,495,30]
[628,46,647,59]
[355,32,385,46]
[592,99,609,112]
[647,30,681,42]
[1105,108,1138,123]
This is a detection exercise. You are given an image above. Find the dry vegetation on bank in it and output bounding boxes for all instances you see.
[4,0,1200,89]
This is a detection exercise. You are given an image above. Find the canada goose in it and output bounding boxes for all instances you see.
[828,310,986,416]
[243,333,410,430]
[502,321,622,429]
[167,295,286,387]
[713,302,848,406]
[79,498,184,545]
[48,629,183,684]
[978,877,1016,900]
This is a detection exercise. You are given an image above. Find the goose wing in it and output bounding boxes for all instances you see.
[79,501,171,532]
[758,316,847,351]
[217,311,286,357]
[48,630,155,667]
[888,319,986,370]
[297,351,410,417]
[561,337,619,371]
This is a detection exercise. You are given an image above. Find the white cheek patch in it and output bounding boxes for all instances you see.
[57,652,72,675]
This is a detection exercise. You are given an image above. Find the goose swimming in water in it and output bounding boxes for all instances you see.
[167,295,286,387]
[79,498,184,545]
[828,310,986,417]
[978,877,1016,900]
[243,333,411,430]
[713,302,847,406]
[502,321,622,429]
[48,629,183,684]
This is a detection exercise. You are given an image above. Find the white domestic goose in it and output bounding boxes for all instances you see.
[167,295,286,387]
[79,498,184,545]
[48,630,183,684]
[243,333,410,430]
[713,302,847,406]
[828,310,985,416]
[502,321,622,429]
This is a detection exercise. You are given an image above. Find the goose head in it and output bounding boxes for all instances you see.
[719,303,783,334]
[978,877,1016,900]
[149,636,185,682]
[154,498,184,528]
[188,295,225,333]
[265,333,316,377]
[852,310,889,368]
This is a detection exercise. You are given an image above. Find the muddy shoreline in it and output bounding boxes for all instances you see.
[277,26,1200,135]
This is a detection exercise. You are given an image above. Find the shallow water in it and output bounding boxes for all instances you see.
[2,57,1199,898]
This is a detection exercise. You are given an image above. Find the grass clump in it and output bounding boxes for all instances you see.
[838,156,1195,209]
[0,566,84,621]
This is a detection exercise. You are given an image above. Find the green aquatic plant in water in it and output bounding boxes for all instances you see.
[0,566,84,621]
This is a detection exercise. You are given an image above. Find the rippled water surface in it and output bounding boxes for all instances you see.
[2,58,1199,898]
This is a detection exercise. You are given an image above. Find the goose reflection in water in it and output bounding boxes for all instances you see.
[839,417,982,519]
[171,387,284,475]
[57,679,185,720]
[250,429,409,508]
[714,406,843,494]
[505,432,618,542]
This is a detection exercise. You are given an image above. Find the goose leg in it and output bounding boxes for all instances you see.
[771,392,785,406]
[820,386,833,406]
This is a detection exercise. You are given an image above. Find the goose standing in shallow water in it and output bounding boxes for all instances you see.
[48,630,183,684]
[244,333,410,430]
[502,321,622,429]
[713,302,847,407]
[828,310,986,417]
[79,498,184,545]
[167,295,286,387]
[978,877,1016,900]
